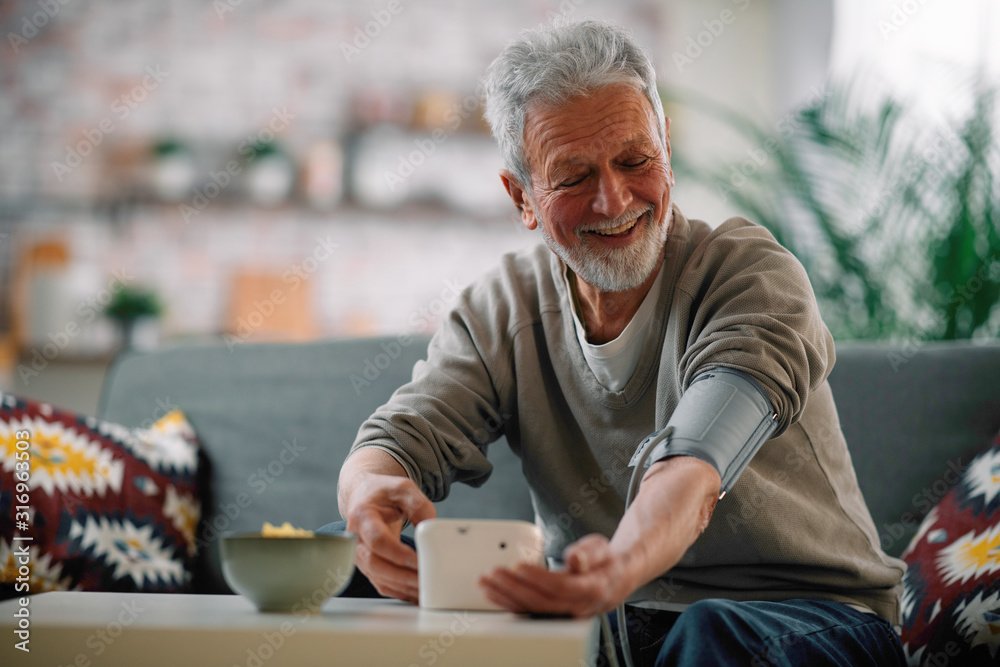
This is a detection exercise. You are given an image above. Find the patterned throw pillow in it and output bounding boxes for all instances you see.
[900,432,1000,666]
[0,393,201,596]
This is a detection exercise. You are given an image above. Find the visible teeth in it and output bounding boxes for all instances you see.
[592,218,637,236]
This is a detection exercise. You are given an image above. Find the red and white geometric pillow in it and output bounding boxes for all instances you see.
[900,431,1000,666]
[0,393,201,596]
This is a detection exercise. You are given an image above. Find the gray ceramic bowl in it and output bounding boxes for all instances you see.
[220,532,356,613]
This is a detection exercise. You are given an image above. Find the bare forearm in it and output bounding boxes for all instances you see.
[337,447,410,516]
[609,456,721,595]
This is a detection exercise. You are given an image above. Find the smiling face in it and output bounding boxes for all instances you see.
[502,82,674,292]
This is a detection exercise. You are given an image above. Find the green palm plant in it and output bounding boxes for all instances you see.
[672,75,1000,341]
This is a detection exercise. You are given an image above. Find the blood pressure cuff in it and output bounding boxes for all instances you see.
[645,367,778,496]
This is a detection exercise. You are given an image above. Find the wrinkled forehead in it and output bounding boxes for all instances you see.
[523,78,647,122]
[522,82,661,166]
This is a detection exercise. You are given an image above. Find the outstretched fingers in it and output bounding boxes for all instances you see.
[481,564,604,617]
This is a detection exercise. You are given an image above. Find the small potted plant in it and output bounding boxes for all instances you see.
[104,284,164,350]
[149,137,196,202]
[242,139,295,205]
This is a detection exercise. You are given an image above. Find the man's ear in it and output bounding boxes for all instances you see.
[664,117,674,185]
[664,116,672,161]
[499,170,538,231]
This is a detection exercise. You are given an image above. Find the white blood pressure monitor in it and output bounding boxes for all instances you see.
[415,518,545,611]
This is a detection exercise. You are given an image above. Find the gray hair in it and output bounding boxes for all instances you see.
[483,20,666,191]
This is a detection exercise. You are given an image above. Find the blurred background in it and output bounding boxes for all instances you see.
[1,0,998,414]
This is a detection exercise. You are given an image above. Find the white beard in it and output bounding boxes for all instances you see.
[540,205,671,292]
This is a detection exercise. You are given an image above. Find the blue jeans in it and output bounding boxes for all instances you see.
[318,521,905,666]
[608,598,905,667]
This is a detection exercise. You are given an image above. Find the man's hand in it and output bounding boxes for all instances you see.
[338,448,436,603]
[479,534,635,617]
[480,456,720,617]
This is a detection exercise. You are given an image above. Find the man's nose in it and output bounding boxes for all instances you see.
[592,168,631,219]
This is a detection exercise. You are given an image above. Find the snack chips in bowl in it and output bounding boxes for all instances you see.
[261,521,314,538]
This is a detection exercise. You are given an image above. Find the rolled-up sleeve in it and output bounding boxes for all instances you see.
[675,218,835,434]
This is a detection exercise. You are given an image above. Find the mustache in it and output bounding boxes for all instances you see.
[577,205,654,234]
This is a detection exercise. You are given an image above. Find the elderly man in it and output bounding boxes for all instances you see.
[336,20,905,666]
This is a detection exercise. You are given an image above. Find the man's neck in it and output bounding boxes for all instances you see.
[571,261,663,345]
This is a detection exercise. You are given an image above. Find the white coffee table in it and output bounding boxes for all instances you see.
[0,591,596,666]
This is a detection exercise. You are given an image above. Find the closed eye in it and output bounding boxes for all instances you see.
[621,157,649,168]
[558,174,587,188]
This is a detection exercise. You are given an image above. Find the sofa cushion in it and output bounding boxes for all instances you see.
[0,393,201,597]
[900,431,1000,666]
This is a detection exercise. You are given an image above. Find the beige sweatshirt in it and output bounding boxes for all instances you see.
[352,206,905,622]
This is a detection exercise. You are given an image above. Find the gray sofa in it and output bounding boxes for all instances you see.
[97,338,1000,595]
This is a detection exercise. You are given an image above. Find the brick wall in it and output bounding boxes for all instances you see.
[0,0,665,347]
